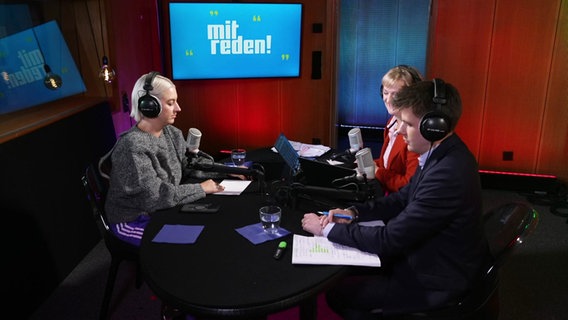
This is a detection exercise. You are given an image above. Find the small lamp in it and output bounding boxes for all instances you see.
[32,26,63,90]
[43,64,63,90]
[98,55,116,84]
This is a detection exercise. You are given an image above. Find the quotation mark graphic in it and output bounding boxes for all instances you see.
[281,54,290,61]
[209,10,219,16]
[253,15,262,22]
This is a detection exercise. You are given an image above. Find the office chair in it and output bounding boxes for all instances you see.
[376,201,539,320]
[81,155,142,320]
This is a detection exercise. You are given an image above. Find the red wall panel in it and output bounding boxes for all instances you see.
[480,0,559,172]
[428,0,496,159]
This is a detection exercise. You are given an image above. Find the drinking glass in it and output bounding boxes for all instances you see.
[259,205,281,234]
[231,148,246,167]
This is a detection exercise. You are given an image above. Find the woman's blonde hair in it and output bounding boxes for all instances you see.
[381,65,423,91]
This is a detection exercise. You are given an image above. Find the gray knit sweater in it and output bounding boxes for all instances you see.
[105,125,206,224]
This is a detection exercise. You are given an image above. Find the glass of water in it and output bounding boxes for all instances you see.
[231,148,246,167]
[259,205,281,234]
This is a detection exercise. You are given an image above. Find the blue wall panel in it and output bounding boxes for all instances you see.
[337,0,430,128]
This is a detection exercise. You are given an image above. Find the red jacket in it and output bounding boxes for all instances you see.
[374,117,419,194]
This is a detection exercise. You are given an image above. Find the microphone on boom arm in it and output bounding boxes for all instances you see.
[331,127,363,161]
[185,126,266,195]
[327,147,381,199]
[188,156,267,195]
[332,147,375,184]
[186,128,214,160]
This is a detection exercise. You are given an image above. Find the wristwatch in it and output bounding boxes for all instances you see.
[345,206,359,222]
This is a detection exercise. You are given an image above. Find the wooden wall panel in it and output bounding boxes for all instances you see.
[537,0,568,181]
[480,0,560,173]
[174,80,239,152]
[427,0,495,159]
[429,0,567,182]
[157,0,336,157]
[231,80,283,149]
[107,0,162,134]
[77,0,567,181]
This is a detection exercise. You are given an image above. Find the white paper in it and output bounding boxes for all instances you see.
[271,141,331,158]
[217,180,252,195]
[292,141,331,157]
[292,234,381,267]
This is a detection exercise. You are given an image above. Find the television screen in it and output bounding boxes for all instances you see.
[0,20,86,115]
[168,2,302,80]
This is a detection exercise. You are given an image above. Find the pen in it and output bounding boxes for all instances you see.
[318,211,353,220]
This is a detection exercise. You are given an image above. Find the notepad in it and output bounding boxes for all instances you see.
[291,234,381,267]
[217,180,252,195]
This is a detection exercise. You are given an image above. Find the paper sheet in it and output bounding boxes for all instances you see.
[152,224,205,244]
[271,140,331,158]
[217,180,252,195]
[291,234,381,267]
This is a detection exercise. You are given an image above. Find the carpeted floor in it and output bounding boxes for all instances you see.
[30,189,568,320]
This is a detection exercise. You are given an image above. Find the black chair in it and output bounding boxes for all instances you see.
[378,201,539,320]
[81,155,142,320]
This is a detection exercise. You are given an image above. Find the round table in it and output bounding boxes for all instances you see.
[140,184,346,319]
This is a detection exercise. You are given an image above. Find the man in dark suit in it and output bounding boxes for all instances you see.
[302,79,490,319]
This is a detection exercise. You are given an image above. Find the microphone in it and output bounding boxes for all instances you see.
[187,128,213,160]
[188,156,266,195]
[331,147,374,185]
[355,147,375,181]
[348,127,364,152]
[332,127,363,160]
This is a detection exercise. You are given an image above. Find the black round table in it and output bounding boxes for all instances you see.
[140,183,346,319]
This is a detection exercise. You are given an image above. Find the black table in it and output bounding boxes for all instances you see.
[140,182,346,319]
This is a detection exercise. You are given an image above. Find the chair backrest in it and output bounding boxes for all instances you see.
[82,163,112,235]
[446,201,539,314]
[483,201,539,267]
[82,155,141,253]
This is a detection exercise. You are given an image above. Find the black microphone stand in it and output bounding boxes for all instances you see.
[287,173,381,209]
[187,155,266,196]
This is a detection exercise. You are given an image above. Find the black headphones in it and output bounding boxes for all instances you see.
[138,71,161,118]
[420,78,451,142]
[380,65,422,98]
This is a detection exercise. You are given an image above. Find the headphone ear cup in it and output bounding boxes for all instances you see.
[420,111,450,142]
[138,93,161,118]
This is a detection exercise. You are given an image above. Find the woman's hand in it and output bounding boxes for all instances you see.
[201,179,224,194]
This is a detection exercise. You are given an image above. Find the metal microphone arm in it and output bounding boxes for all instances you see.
[188,157,266,195]
[289,182,373,202]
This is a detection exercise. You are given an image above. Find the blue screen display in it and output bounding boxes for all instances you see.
[169,2,302,80]
[0,20,86,115]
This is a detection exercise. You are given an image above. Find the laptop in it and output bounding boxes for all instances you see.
[274,133,301,175]
[274,133,356,187]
